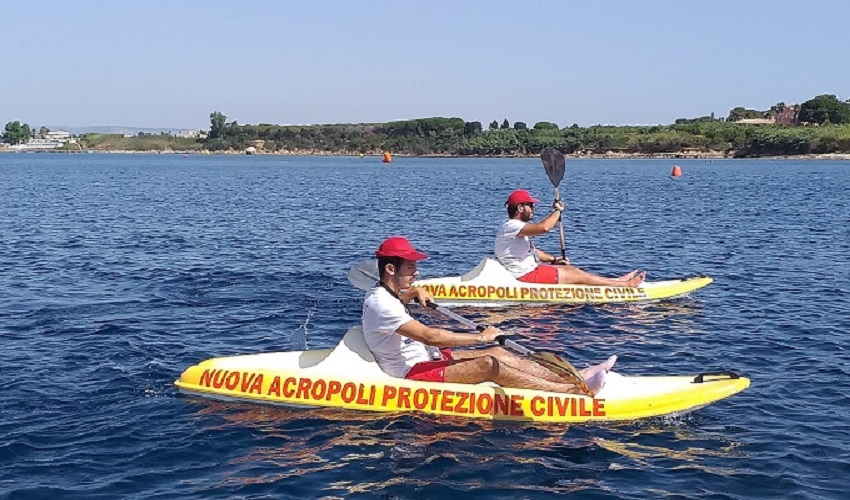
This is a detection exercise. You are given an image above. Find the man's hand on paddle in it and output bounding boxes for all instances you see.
[552,199,565,213]
[478,326,503,343]
[403,286,435,307]
[537,248,570,265]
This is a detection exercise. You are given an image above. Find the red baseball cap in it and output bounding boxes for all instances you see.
[505,189,540,206]
[375,236,429,261]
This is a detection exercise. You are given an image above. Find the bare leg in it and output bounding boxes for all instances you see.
[557,265,645,287]
[495,348,617,393]
[453,347,567,384]
[443,356,585,394]
[448,349,617,394]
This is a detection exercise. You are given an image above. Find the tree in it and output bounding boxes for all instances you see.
[770,102,787,113]
[4,121,32,144]
[798,94,850,125]
[533,121,559,131]
[464,121,482,135]
[501,118,510,129]
[513,121,527,130]
[727,107,766,122]
[209,111,227,139]
[489,120,499,131]
[38,126,50,137]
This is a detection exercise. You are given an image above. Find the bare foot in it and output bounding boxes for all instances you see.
[617,270,639,282]
[581,355,617,394]
[600,354,617,371]
[624,271,646,287]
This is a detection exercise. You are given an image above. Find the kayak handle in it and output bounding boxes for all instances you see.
[693,371,740,383]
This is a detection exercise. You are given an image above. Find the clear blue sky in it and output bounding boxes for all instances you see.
[2,0,847,129]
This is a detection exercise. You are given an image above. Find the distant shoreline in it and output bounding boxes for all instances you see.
[2,148,850,160]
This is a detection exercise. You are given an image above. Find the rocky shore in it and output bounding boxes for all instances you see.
[2,146,849,160]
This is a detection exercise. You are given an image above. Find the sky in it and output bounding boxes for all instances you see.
[1,0,848,130]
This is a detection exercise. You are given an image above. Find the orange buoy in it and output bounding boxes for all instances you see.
[671,165,683,177]
[382,152,392,163]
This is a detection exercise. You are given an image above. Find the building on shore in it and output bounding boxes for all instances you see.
[769,105,800,125]
[734,118,776,125]
[45,131,71,141]
[9,139,64,150]
[173,130,207,139]
[734,104,800,126]
[9,130,74,151]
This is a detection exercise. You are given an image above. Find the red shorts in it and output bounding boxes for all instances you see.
[518,265,559,284]
[405,349,453,382]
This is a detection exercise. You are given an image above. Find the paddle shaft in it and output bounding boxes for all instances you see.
[423,301,533,355]
[553,186,567,261]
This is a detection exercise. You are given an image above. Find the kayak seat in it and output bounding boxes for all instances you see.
[460,257,519,283]
[310,326,394,380]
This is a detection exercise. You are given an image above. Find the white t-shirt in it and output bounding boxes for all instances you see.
[362,286,433,378]
[494,219,539,277]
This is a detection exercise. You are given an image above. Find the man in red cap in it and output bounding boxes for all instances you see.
[362,236,616,394]
[495,189,644,286]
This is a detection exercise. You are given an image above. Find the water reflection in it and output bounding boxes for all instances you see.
[186,398,744,495]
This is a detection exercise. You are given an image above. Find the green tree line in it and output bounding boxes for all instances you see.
[6,94,850,157]
[202,104,850,157]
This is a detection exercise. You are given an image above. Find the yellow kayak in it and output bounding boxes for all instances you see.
[175,327,749,423]
[411,258,712,306]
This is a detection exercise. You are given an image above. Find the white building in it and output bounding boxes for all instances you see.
[45,130,71,141]
[174,129,206,139]
[10,138,64,150]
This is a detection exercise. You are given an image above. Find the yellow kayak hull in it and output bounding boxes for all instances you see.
[175,328,748,424]
[412,258,712,306]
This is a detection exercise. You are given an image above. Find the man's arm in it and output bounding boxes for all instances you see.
[517,201,565,237]
[536,249,569,264]
[397,319,501,348]
[399,287,434,306]
[536,249,555,262]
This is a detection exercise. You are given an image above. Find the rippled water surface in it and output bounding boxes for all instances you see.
[1,154,848,499]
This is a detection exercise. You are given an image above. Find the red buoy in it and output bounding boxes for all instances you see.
[671,165,683,177]
[382,152,392,163]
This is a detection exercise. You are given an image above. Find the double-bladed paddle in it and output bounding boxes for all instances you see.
[540,148,568,262]
[347,259,593,395]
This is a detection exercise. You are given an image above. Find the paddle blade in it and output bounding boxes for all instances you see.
[540,148,566,188]
[531,351,592,396]
[347,259,380,290]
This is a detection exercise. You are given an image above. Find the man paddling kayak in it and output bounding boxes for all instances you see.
[495,189,645,287]
[362,236,616,395]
